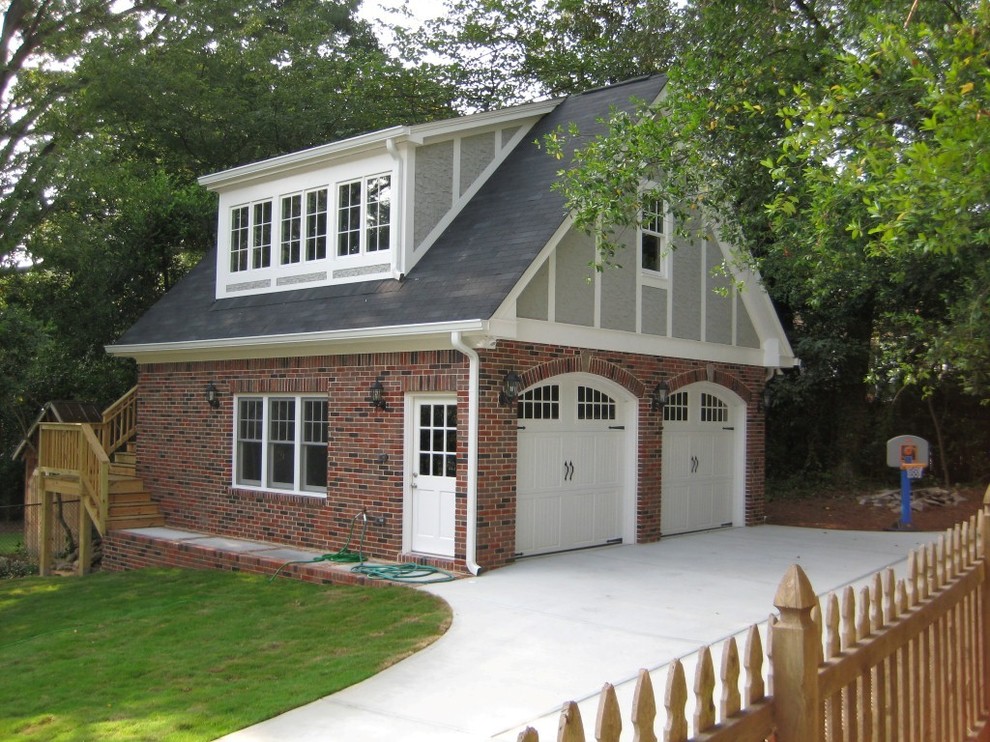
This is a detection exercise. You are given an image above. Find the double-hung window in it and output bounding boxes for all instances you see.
[337,174,391,256]
[640,197,669,279]
[235,396,328,494]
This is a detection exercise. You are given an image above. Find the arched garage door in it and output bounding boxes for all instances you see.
[661,385,740,535]
[515,375,631,557]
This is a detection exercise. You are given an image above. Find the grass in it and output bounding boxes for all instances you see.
[0,530,23,555]
[0,568,451,741]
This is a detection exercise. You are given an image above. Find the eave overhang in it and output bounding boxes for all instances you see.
[107,320,490,364]
[198,98,562,193]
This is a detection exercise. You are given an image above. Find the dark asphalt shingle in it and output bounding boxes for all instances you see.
[113,75,666,347]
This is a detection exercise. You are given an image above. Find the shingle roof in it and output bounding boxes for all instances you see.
[112,75,666,348]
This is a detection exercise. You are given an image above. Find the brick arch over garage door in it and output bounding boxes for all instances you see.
[518,355,646,400]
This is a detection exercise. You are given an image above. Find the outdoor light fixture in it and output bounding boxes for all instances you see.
[369,379,388,411]
[205,381,220,410]
[761,385,773,412]
[499,371,523,406]
[651,379,670,412]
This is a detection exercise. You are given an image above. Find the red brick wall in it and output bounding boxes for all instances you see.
[135,351,468,568]
[132,342,767,574]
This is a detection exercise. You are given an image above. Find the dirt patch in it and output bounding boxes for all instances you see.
[765,484,986,533]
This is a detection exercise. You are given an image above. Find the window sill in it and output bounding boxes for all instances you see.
[228,486,327,506]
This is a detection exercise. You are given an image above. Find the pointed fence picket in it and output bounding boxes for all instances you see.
[517,499,990,742]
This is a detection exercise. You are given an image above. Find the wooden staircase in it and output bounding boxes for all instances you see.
[107,451,165,531]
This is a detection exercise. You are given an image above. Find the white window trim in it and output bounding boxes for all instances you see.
[233,394,328,497]
[335,173,392,260]
[639,197,671,283]
[216,166,395,298]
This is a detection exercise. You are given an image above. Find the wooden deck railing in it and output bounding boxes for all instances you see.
[523,504,990,742]
[35,386,137,539]
[37,422,110,537]
[97,384,137,457]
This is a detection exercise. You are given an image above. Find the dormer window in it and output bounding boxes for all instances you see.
[337,174,391,256]
[305,189,328,261]
[252,201,272,268]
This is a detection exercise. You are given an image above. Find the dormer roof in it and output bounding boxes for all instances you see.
[110,75,668,359]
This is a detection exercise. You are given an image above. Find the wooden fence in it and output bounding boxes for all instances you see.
[521,503,990,741]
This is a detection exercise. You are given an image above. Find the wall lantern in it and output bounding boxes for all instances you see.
[205,381,220,410]
[499,371,523,406]
[369,379,388,411]
[651,379,670,412]
[761,385,773,413]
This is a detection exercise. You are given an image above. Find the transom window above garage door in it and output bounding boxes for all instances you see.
[664,387,732,425]
[518,381,618,422]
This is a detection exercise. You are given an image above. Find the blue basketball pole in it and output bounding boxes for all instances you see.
[899,466,913,528]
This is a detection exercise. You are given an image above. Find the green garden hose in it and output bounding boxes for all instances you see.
[269,509,455,584]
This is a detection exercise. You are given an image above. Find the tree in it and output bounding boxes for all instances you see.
[395,0,679,111]
[544,0,989,481]
[0,0,461,508]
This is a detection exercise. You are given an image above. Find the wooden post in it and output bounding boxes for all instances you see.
[39,486,52,577]
[981,509,990,720]
[772,564,822,742]
[77,504,92,576]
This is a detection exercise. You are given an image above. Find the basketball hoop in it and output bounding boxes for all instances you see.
[901,462,926,481]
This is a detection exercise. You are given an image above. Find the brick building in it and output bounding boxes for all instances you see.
[108,75,797,575]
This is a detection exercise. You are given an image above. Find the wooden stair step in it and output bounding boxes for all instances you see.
[110,491,153,504]
[107,505,161,522]
[114,451,137,465]
[108,476,146,494]
[107,515,165,530]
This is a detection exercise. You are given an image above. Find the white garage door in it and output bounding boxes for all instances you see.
[515,377,626,556]
[661,387,736,535]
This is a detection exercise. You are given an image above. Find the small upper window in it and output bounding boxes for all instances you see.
[577,386,616,420]
[517,384,560,420]
[663,391,688,422]
[641,198,668,278]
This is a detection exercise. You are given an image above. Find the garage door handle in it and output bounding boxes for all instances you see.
[564,461,574,481]
[691,456,699,473]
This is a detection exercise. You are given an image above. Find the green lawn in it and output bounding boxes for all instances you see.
[0,568,451,741]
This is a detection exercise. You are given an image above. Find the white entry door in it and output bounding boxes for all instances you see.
[409,397,457,557]
[661,387,737,535]
[515,377,627,556]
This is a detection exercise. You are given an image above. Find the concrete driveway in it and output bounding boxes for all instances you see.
[220,525,939,741]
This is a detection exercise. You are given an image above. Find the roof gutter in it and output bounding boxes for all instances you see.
[106,320,488,361]
[450,331,483,577]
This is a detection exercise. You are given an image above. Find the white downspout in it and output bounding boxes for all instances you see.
[451,331,483,576]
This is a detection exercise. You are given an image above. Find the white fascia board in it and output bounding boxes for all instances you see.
[408,98,561,144]
[107,320,488,364]
[709,231,797,365]
[503,318,782,368]
[198,98,562,193]
[198,127,409,191]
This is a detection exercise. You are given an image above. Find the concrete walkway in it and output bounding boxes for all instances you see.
[219,525,940,741]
